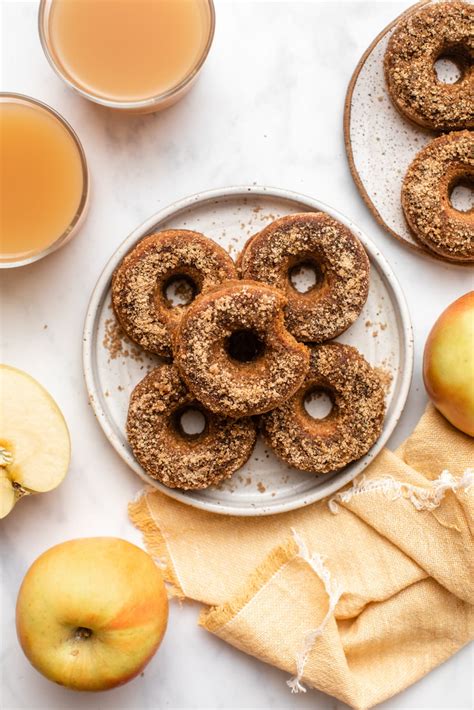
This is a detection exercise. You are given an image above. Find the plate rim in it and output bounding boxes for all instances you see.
[83,184,414,516]
[343,0,471,267]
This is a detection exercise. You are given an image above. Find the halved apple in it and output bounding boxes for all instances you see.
[0,365,70,518]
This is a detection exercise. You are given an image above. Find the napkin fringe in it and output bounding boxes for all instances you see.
[201,538,297,633]
[287,530,343,694]
[328,468,474,514]
[128,490,185,599]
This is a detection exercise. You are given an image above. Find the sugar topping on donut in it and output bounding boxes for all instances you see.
[127,363,257,489]
[238,212,370,342]
[173,280,310,418]
[261,342,386,474]
[402,130,474,261]
[112,230,237,358]
[384,1,474,131]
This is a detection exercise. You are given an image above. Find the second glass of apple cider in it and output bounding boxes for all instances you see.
[39,0,215,113]
[0,94,88,267]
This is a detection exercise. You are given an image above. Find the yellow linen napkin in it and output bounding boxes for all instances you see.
[129,405,473,710]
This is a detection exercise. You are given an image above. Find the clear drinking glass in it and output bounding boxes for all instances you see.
[38,0,216,114]
[0,93,89,268]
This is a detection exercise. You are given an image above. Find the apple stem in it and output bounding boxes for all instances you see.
[0,447,12,467]
[12,481,29,499]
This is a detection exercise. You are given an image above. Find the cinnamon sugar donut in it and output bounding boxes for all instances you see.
[112,230,236,358]
[127,364,257,490]
[260,343,385,474]
[238,213,370,343]
[173,280,310,418]
[384,1,474,131]
[401,131,474,261]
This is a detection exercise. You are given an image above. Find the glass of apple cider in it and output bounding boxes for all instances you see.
[38,0,215,113]
[0,94,89,268]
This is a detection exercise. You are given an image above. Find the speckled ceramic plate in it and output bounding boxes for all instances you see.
[344,0,472,265]
[83,186,413,516]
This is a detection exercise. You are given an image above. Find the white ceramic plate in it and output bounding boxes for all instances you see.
[83,186,413,516]
[344,0,472,265]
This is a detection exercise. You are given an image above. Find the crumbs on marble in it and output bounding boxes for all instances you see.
[257,481,266,493]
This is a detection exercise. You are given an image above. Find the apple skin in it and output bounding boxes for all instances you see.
[423,291,474,437]
[16,538,168,691]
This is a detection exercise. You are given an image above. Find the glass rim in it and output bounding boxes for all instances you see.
[0,92,89,269]
[37,0,216,110]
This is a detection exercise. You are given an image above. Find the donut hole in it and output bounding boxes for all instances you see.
[434,46,471,85]
[434,56,463,84]
[304,388,334,420]
[226,329,265,363]
[289,261,324,294]
[174,406,207,439]
[449,178,474,213]
[163,275,197,307]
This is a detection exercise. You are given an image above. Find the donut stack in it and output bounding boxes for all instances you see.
[112,214,386,490]
[384,0,474,262]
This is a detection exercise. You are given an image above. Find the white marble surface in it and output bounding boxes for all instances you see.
[1,1,473,708]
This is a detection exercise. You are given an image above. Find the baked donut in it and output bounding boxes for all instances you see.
[260,343,385,474]
[112,230,236,358]
[173,280,310,418]
[401,131,474,261]
[238,213,370,343]
[384,1,474,131]
[127,364,257,490]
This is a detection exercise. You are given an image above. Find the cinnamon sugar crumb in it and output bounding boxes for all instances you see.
[375,366,393,394]
[103,316,145,363]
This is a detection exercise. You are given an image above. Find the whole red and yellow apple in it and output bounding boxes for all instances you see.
[16,537,168,691]
[423,291,474,437]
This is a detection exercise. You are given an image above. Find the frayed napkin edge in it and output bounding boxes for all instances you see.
[129,488,186,599]
[200,536,298,633]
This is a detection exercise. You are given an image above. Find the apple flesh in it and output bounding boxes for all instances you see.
[0,364,70,518]
[16,537,168,691]
[423,291,474,437]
